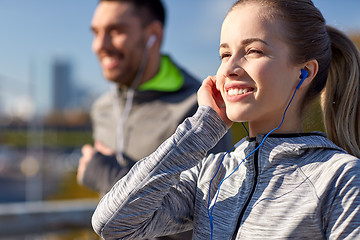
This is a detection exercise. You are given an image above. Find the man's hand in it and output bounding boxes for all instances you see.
[77,144,95,184]
[77,140,115,184]
[94,140,115,156]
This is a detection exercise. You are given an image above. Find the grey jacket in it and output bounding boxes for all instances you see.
[92,106,360,239]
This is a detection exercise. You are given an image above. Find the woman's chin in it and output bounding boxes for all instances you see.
[226,112,247,123]
[225,105,250,123]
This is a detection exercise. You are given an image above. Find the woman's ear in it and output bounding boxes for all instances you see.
[298,59,319,89]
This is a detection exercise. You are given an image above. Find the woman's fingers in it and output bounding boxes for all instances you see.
[198,76,232,128]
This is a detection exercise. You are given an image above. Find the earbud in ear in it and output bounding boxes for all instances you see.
[146,34,156,49]
[300,69,308,80]
[296,69,309,90]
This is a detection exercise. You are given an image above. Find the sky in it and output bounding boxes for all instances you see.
[0,0,360,117]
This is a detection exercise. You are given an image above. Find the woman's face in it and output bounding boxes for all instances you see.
[216,3,303,136]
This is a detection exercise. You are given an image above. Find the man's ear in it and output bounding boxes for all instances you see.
[145,21,163,50]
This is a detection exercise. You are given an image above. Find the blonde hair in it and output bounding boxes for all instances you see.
[231,0,360,157]
[322,26,360,157]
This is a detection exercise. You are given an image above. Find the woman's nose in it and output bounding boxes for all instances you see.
[222,57,245,79]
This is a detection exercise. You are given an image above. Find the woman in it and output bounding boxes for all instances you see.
[92,0,360,239]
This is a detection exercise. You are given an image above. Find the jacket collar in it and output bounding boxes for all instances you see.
[234,132,345,174]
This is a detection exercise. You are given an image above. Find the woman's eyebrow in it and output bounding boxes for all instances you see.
[219,38,269,50]
[219,43,229,51]
[241,38,269,46]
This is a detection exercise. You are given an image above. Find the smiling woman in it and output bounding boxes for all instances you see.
[91,0,360,239]
[0,0,359,239]
[216,3,306,136]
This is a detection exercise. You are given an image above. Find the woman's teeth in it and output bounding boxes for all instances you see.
[227,88,250,96]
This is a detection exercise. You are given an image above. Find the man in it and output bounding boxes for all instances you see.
[77,0,232,239]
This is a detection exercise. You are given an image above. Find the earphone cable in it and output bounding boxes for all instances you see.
[208,87,299,239]
[112,41,152,165]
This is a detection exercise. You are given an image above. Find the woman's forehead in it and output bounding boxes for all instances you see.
[221,4,282,42]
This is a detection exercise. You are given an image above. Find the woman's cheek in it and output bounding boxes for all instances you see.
[225,106,238,122]
[215,69,225,92]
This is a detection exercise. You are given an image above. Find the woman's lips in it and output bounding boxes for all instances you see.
[224,84,255,101]
[227,87,253,96]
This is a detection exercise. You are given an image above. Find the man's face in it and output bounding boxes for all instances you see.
[91,1,148,85]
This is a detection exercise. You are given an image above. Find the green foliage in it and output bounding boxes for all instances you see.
[47,172,99,200]
[302,98,325,133]
[1,129,93,148]
[229,98,325,144]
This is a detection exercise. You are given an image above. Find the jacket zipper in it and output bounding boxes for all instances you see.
[231,142,259,239]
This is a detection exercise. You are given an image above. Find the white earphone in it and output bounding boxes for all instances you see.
[146,34,156,49]
[113,33,157,164]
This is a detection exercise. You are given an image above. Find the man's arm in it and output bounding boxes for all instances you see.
[77,141,136,194]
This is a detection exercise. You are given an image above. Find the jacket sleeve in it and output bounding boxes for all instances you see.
[81,153,136,195]
[325,156,360,239]
[91,106,228,239]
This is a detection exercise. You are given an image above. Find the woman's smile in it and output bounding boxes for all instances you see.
[224,82,255,101]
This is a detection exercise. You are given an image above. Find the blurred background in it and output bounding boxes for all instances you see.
[0,0,359,239]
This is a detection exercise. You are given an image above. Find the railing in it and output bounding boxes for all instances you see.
[0,199,98,237]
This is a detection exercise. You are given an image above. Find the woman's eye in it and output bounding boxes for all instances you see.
[220,53,231,60]
[247,49,263,55]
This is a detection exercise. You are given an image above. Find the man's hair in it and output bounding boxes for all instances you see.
[100,0,166,26]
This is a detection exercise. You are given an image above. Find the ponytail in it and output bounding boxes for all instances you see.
[322,26,360,158]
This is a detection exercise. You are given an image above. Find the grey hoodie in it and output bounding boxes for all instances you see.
[92,106,360,239]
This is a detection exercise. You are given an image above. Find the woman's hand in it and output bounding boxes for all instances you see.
[197,76,233,128]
